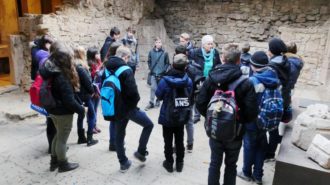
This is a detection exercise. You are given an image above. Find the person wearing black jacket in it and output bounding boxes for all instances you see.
[196,44,258,185]
[74,46,98,147]
[266,38,291,162]
[186,35,221,152]
[100,27,120,62]
[104,46,154,173]
[39,41,85,173]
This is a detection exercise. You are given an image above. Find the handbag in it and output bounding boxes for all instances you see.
[147,51,164,85]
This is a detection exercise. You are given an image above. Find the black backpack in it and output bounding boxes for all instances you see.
[164,83,191,127]
[39,78,57,111]
[205,76,246,142]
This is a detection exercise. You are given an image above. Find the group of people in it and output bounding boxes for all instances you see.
[30,26,304,185]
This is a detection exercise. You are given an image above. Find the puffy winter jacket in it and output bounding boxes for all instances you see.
[39,60,85,116]
[156,68,193,126]
[104,56,140,114]
[269,55,291,108]
[76,64,94,102]
[285,53,304,90]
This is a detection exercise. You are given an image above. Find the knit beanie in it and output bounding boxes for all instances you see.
[268,38,287,56]
[250,51,269,68]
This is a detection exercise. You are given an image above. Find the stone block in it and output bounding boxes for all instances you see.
[307,134,330,169]
[292,104,330,150]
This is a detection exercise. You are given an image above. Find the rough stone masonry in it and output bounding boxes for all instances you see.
[9,0,330,91]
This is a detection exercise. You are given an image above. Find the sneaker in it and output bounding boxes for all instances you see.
[145,102,154,111]
[264,158,276,163]
[155,100,160,107]
[193,118,200,124]
[93,128,98,134]
[187,144,193,153]
[120,160,132,173]
[163,160,173,173]
[109,144,116,151]
[176,162,184,172]
[237,171,252,182]
[95,127,101,133]
[134,151,149,162]
[252,176,263,185]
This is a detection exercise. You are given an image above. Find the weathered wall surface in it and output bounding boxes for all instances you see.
[12,0,330,91]
[16,0,161,90]
[156,0,330,88]
[157,0,330,44]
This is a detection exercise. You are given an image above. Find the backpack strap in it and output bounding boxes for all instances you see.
[115,66,131,77]
[104,65,131,79]
[228,75,248,91]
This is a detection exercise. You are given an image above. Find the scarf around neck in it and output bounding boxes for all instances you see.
[202,48,215,77]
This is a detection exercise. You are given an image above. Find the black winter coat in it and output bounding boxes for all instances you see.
[269,55,291,108]
[39,60,85,116]
[189,48,221,71]
[196,63,258,140]
[76,64,94,102]
[104,56,140,114]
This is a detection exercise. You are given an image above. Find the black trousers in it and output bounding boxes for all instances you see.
[162,125,185,164]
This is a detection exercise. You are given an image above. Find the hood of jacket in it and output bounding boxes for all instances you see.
[253,67,280,89]
[163,68,190,88]
[186,41,194,51]
[104,56,127,71]
[270,55,285,65]
[209,63,242,86]
[241,53,251,64]
[39,59,61,79]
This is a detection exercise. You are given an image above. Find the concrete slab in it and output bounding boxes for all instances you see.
[273,127,330,185]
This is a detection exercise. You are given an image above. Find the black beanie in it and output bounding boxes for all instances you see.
[250,51,269,68]
[268,38,287,56]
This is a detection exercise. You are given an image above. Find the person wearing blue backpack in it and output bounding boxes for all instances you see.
[103,46,154,173]
[237,51,283,185]
[156,54,193,173]
[196,44,258,185]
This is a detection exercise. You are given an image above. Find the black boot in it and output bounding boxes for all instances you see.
[46,117,56,154]
[176,162,184,172]
[50,156,58,172]
[58,160,79,173]
[163,160,174,173]
[87,134,98,147]
[77,129,87,144]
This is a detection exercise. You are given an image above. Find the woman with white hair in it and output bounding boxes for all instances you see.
[191,35,221,77]
[186,35,221,152]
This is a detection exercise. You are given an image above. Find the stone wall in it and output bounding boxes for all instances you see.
[157,0,330,45]
[17,0,158,90]
[156,0,330,88]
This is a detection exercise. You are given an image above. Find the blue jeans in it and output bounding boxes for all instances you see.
[266,128,282,159]
[114,108,154,165]
[77,97,96,135]
[193,104,201,121]
[208,139,242,185]
[92,96,100,122]
[185,107,194,145]
[242,123,267,181]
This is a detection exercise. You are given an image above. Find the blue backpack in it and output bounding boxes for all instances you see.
[100,66,131,121]
[251,77,284,131]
